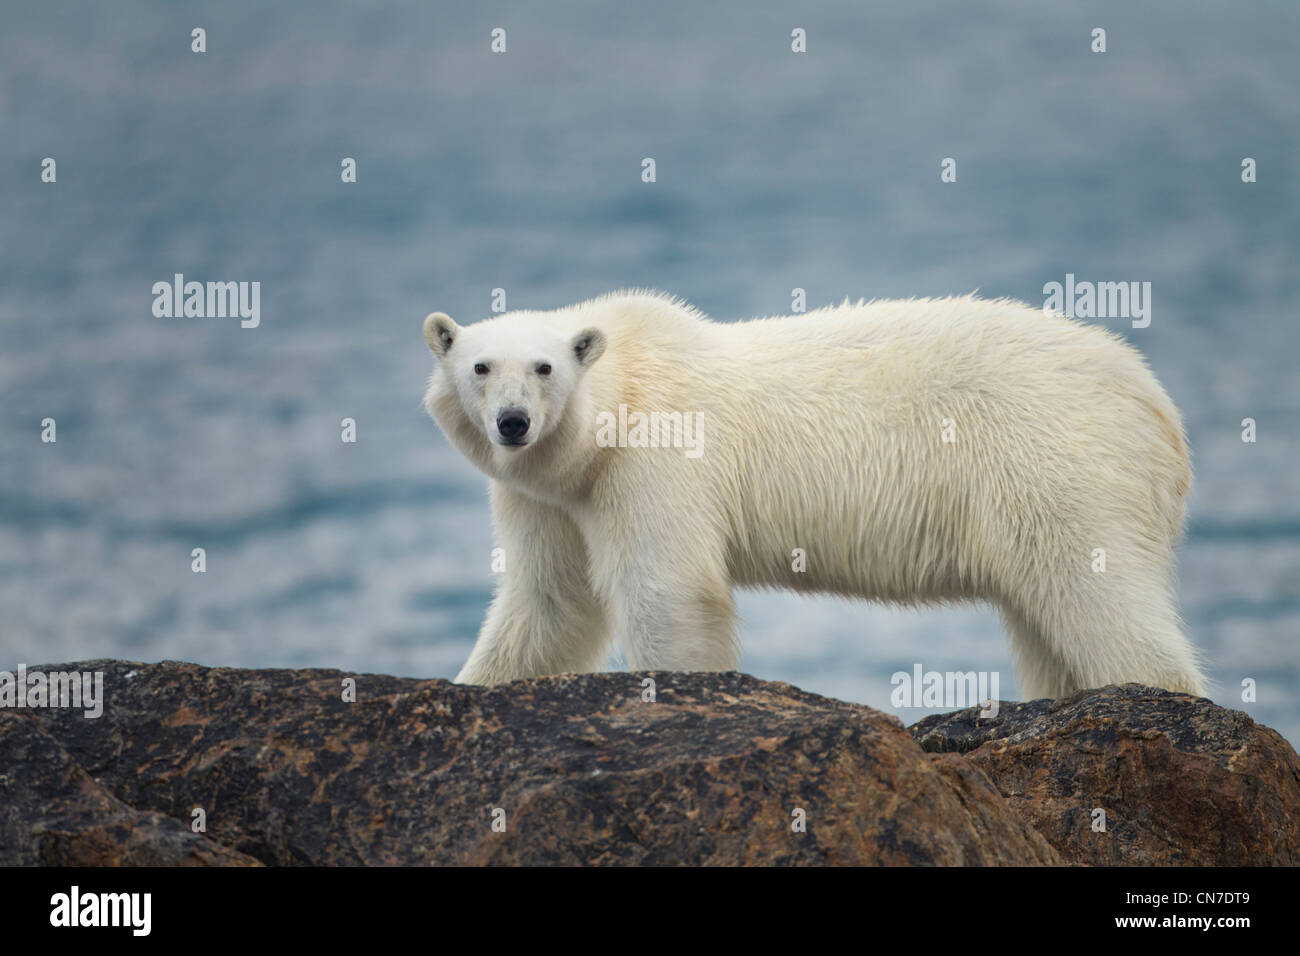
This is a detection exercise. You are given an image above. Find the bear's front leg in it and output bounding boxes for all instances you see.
[454,484,610,685]
[587,525,740,673]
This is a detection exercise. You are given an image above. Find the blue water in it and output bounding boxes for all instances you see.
[2,1,1297,745]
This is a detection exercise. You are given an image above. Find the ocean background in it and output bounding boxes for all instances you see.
[1,1,1297,744]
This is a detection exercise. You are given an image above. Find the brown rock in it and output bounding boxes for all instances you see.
[8,661,1057,865]
[0,710,260,866]
[910,684,1300,866]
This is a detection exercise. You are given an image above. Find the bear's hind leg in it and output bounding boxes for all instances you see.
[1000,605,1074,700]
[1000,569,1207,699]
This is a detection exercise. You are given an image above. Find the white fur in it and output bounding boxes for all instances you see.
[422,291,1207,698]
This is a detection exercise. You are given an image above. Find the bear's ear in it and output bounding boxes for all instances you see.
[572,328,607,368]
[423,312,459,357]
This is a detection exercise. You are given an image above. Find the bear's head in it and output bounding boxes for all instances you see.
[423,311,607,454]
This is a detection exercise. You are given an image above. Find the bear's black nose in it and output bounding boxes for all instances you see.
[496,408,530,442]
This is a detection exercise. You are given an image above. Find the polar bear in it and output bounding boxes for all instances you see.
[422,291,1207,699]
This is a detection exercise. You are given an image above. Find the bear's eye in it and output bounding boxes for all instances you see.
[537,363,552,376]
[474,363,489,376]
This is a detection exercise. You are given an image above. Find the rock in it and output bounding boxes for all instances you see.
[7,663,1295,866]
[0,711,260,866]
[910,684,1300,866]
[6,660,1057,865]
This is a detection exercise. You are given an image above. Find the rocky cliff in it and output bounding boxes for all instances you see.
[2,661,1295,865]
